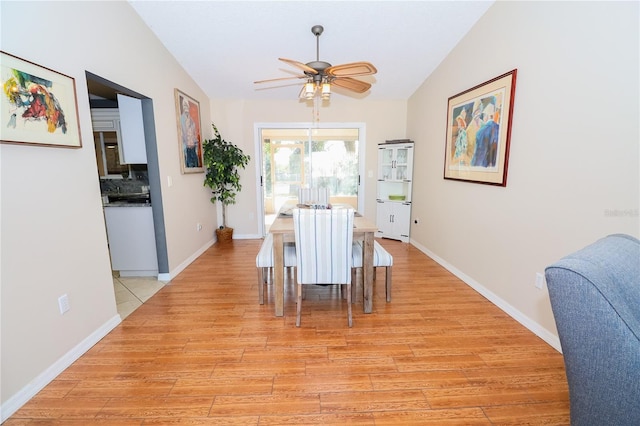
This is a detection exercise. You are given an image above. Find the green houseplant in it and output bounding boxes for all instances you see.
[203,124,250,241]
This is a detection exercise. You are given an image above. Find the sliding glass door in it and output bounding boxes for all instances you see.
[257,125,364,234]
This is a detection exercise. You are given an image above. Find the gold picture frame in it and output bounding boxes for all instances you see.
[444,69,517,186]
[0,51,81,148]
[174,88,204,173]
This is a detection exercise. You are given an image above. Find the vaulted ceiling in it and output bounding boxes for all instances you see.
[128,1,494,101]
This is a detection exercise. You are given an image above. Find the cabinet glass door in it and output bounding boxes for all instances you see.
[379,146,412,181]
[378,147,394,180]
[94,131,128,177]
[396,148,408,180]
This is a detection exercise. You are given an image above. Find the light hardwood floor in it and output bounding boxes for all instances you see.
[7,239,570,425]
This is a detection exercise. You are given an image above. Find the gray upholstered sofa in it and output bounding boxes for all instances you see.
[545,234,640,426]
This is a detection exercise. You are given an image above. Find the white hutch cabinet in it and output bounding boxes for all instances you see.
[376,140,414,242]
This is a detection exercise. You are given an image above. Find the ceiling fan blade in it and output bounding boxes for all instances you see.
[254,75,306,84]
[279,58,318,75]
[331,77,371,94]
[326,61,377,77]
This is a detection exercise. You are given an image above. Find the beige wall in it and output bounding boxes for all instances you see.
[0,1,214,416]
[407,0,639,346]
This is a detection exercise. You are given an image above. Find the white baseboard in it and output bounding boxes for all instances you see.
[229,233,263,239]
[0,314,122,423]
[119,270,157,277]
[157,272,171,282]
[166,239,215,280]
[409,239,562,353]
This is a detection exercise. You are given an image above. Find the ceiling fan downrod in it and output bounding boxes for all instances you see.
[311,25,324,62]
[305,25,331,77]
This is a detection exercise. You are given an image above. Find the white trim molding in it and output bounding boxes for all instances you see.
[0,315,122,422]
[410,239,562,353]
[167,239,215,280]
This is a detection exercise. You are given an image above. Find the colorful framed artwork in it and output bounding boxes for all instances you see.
[0,51,81,148]
[443,69,517,186]
[174,89,204,174]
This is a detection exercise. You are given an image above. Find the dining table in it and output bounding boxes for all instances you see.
[268,203,379,317]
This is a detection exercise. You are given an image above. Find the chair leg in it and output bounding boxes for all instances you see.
[385,266,392,302]
[341,283,348,299]
[258,268,265,304]
[351,267,388,302]
[351,269,357,301]
[296,283,303,327]
[351,267,362,302]
[347,282,353,327]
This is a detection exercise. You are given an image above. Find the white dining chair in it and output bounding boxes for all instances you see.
[297,187,330,206]
[256,234,296,304]
[292,207,355,327]
[352,240,393,302]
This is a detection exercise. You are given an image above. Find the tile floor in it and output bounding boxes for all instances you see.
[112,275,165,319]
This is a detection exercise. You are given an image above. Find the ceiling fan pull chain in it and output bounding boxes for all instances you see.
[314,96,318,122]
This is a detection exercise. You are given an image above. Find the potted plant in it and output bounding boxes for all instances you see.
[203,124,250,242]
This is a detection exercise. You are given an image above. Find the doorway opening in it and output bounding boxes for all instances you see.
[86,73,170,315]
[256,124,365,235]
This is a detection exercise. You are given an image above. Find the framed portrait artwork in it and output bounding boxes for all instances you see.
[0,51,82,148]
[443,69,517,186]
[174,89,204,173]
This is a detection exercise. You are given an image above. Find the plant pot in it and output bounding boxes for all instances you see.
[216,227,234,242]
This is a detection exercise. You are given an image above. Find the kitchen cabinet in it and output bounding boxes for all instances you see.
[91,96,146,170]
[104,206,158,277]
[116,94,147,164]
[376,140,414,242]
[93,129,128,177]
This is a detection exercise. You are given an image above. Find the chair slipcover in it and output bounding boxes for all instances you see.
[298,187,330,205]
[352,240,393,302]
[256,234,296,304]
[545,234,640,426]
[293,208,354,326]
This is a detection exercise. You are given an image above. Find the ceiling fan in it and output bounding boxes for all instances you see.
[254,25,377,100]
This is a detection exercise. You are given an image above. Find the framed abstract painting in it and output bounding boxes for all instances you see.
[443,69,517,186]
[0,51,81,148]
[174,89,204,174]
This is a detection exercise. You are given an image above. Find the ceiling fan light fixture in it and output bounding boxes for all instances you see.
[304,81,315,99]
[321,81,331,100]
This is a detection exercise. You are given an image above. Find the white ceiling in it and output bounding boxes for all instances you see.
[128,1,493,101]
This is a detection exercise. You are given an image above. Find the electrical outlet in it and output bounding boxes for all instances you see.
[535,273,545,290]
[58,294,70,314]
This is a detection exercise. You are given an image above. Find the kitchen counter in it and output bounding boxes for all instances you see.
[102,192,151,207]
[104,201,152,207]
